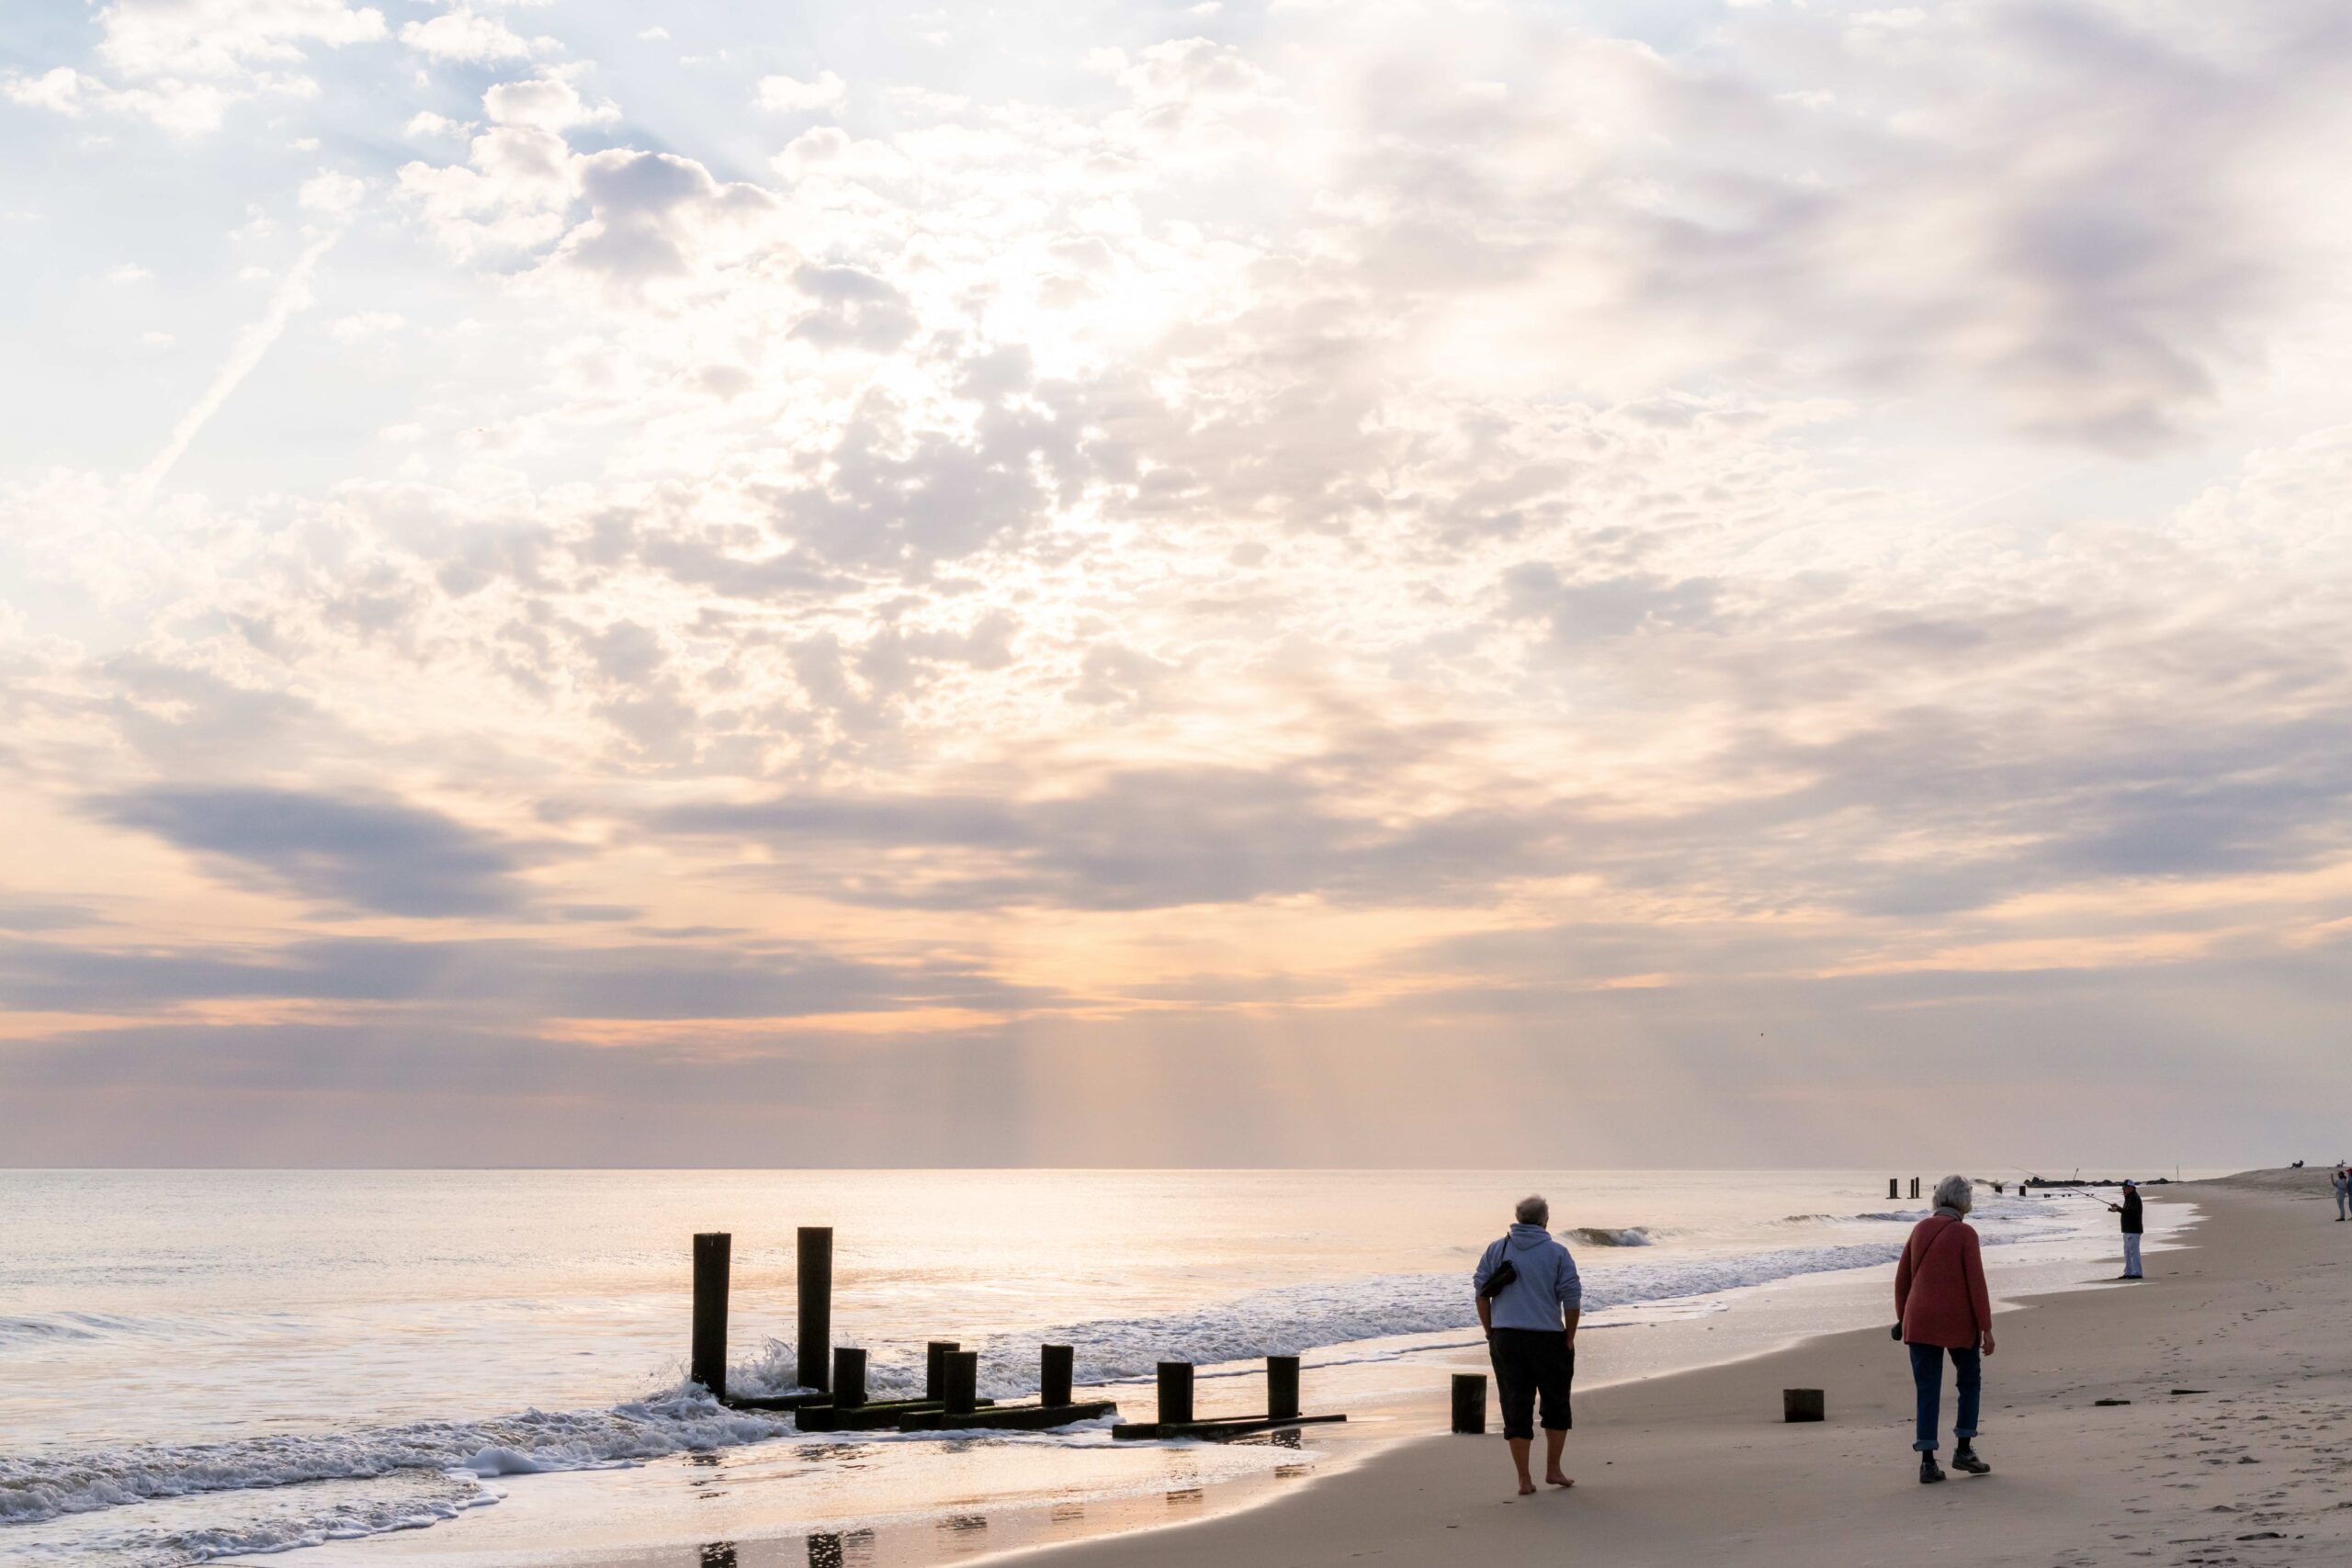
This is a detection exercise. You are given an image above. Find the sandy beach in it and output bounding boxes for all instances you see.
[1009,1172,2350,1568]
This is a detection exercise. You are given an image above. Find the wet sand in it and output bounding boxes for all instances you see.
[1001,1171,2352,1568]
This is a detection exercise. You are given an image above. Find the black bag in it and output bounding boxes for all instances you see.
[1478,1236,1521,1300]
[1892,1218,1960,1340]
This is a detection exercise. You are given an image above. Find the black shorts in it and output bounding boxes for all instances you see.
[1487,1328,1574,1439]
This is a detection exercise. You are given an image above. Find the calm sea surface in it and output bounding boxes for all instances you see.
[0,1169,2146,1565]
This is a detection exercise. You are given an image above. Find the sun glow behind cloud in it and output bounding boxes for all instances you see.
[2,0,2350,1166]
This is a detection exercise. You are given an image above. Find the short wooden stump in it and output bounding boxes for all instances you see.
[1783,1388,1826,1423]
[1451,1373,1487,1434]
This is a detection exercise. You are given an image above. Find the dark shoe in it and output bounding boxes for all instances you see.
[1920,1456,1946,1484]
[1951,1448,1990,1475]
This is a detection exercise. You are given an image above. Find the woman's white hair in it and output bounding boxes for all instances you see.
[1934,1174,1974,1213]
[1515,1193,1550,1226]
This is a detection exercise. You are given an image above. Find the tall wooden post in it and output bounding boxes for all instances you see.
[1911,1177,1921,1200]
[692,1232,730,1402]
[832,1347,868,1409]
[944,1350,979,1415]
[1041,1344,1075,1408]
[797,1226,832,1393]
[1888,1178,1898,1200]
[1451,1372,1487,1434]
[1157,1361,1194,1426]
[926,1341,959,1401]
[1266,1356,1300,1420]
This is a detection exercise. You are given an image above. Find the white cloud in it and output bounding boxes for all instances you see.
[95,0,387,80]
[299,170,367,217]
[327,310,405,342]
[403,110,470,138]
[399,6,538,62]
[103,263,153,284]
[483,74,616,130]
[754,71,847,114]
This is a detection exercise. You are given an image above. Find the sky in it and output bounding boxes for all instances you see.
[2,0,2349,1169]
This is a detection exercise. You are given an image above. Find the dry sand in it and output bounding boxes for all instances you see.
[1006,1172,2352,1568]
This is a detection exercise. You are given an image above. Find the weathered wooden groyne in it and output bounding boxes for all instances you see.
[690,1228,1340,1440]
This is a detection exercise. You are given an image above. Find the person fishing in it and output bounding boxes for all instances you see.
[2105,1179,2144,1279]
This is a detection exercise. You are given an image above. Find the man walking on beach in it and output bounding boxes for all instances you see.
[2106,1179,2144,1280]
[2332,1165,2348,1222]
[1474,1195,1582,1496]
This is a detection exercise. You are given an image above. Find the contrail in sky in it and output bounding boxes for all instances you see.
[128,229,341,513]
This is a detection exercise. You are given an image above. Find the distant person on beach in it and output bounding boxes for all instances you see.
[2332,1166,2348,1221]
[2106,1180,2144,1278]
[1895,1174,1995,1484]
[1473,1194,1583,1496]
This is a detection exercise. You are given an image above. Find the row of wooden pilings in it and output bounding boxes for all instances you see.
[690,1228,1340,1440]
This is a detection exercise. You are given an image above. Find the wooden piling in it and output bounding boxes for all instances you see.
[692,1232,730,1402]
[926,1341,959,1401]
[1156,1361,1195,1426]
[1451,1372,1487,1435]
[1783,1388,1825,1423]
[944,1350,979,1416]
[1888,1178,1898,1200]
[797,1226,832,1393]
[1266,1356,1300,1422]
[1911,1177,1922,1200]
[1041,1344,1075,1409]
[832,1348,867,1409]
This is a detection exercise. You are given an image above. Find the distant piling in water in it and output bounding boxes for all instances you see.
[831,1348,867,1409]
[1041,1344,1074,1408]
[797,1227,832,1393]
[1156,1361,1195,1426]
[1267,1355,1300,1421]
[944,1351,979,1416]
[692,1232,730,1402]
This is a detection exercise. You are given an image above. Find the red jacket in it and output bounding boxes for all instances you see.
[1894,1214,1992,1349]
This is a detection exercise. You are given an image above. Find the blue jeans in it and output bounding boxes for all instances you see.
[1908,1343,1981,1453]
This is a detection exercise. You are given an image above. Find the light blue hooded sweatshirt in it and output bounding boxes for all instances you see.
[1473,1223,1583,1332]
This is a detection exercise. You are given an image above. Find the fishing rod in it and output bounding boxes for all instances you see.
[1997,1163,2111,1205]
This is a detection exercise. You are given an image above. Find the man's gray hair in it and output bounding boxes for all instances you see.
[1514,1193,1550,1226]
[1933,1174,1974,1213]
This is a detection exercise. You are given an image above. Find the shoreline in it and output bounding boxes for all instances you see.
[251,1188,2149,1568]
[989,1171,2352,1568]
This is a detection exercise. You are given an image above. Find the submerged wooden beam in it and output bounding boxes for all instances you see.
[1113,1413,1347,1441]
[899,1399,1118,1433]
[797,1395,998,1432]
[722,1390,831,1412]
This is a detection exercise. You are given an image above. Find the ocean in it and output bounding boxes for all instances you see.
[0,1168,2157,1566]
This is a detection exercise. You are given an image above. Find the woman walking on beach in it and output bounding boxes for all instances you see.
[1894,1175,1996,1484]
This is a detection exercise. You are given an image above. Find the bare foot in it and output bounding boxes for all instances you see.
[1517,1478,1537,1495]
[1546,1473,1575,1488]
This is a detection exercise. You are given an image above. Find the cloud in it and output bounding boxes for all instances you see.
[3,0,387,133]
[754,71,847,114]
[94,786,552,917]
[399,6,538,62]
[0,930,1037,1018]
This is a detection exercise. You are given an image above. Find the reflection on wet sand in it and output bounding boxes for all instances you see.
[806,1529,874,1566]
[1165,1488,1204,1509]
